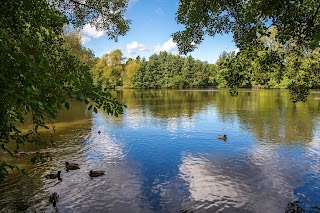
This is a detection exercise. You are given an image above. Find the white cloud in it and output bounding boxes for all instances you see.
[81,24,106,38]
[126,41,149,55]
[81,35,91,44]
[154,38,178,53]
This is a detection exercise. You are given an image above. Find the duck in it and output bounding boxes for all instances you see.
[65,161,80,171]
[217,134,227,140]
[49,192,59,207]
[45,171,62,181]
[89,170,105,177]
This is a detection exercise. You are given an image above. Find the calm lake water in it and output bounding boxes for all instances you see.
[1,89,320,213]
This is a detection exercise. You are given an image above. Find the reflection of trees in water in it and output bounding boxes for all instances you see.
[113,89,214,118]
[112,89,320,145]
[213,90,320,144]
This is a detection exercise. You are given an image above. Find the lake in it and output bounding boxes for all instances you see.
[1,89,320,212]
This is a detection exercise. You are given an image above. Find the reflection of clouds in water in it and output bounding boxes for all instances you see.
[181,117,195,132]
[126,109,145,130]
[47,113,153,213]
[249,145,297,199]
[179,154,248,210]
[167,118,178,133]
[309,136,320,173]
[290,133,320,208]
[172,151,298,212]
[83,130,125,163]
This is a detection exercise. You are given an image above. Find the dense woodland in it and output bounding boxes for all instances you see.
[72,28,320,93]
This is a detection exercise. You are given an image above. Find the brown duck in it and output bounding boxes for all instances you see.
[45,171,62,181]
[89,170,105,177]
[65,162,80,171]
[217,134,227,140]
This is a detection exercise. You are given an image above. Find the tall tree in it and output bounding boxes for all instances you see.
[173,0,320,101]
[91,50,125,88]
[123,59,140,88]
[0,0,130,181]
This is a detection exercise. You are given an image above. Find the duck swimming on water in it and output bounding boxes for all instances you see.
[217,134,227,140]
[49,192,59,207]
[89,170,105,177]
[45,171,62,181]
[65,162,80,171]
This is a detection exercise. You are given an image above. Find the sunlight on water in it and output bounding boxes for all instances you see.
[1,89,320,212]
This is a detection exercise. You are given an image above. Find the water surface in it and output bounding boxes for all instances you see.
[1,89,320,212]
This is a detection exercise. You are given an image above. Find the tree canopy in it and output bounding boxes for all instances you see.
[173,0,320,101]
[0,0,130,181]
[52,0,130,41]
[173,0,320,53]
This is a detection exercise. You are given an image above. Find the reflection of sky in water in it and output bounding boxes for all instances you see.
[2,90,320,212]
[98,100,320,212]
[179,154,249,209]
[167,117,178,133]
[47,112,154,213]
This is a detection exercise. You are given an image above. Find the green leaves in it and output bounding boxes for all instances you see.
[174,0,320,52]
[0,0,127,181]
[53,0,131,41]
[0,162,15,182]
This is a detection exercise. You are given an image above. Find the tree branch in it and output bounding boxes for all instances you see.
[304,2,320,38]
[68,0,99,11]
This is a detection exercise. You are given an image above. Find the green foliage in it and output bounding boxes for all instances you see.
[52,0,130,41]
[132,52,210,89]
[91,49,125,89]
[173,0,320,53]
[63,30,97,68]
[212,41,320,99]
[92,45,319,100]
[123,59,140,88]
[0,0,128,181]
[92,50,213,89]
[173,0,320,101]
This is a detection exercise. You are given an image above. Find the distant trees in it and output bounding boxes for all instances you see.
[213,29,320,101]
[92,47,319,100]
[91,49,125,88]
[92,51,213,89]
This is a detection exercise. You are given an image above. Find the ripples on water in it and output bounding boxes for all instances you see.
[1,89,320,212]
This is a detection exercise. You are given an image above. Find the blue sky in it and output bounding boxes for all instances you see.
[81,0,237,64]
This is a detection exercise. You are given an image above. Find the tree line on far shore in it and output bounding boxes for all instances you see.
[77,29,319,99]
